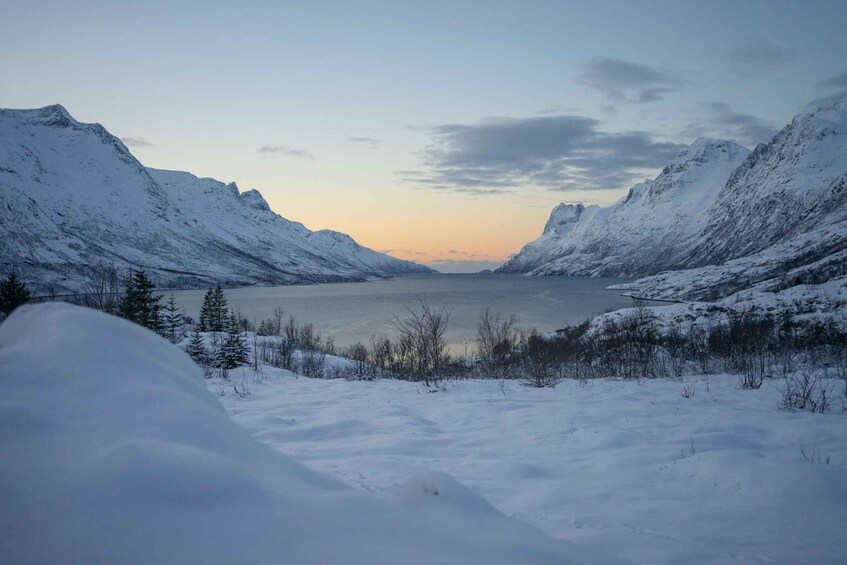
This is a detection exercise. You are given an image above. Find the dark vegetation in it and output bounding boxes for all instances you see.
[4,266,847,413]
[0,272,32,316]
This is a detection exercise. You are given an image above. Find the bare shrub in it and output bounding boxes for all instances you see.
[369,335,395,378]
[779,365,834,413]
[393,298,451,386]
[801,445,830,465]
[686,323,712,374]
[740,358,767,390]
[233,377,251,398]
[298,348,327,379]
[681,383,696,398]
[257,306,286,336]
[298,322,320,351]
[258,336,296,370]
[476,309,518,378]
[81,263,121,314]
[520,329,561,388]
[346,342,370,380]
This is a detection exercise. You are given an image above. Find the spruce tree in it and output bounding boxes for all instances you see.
[162,294,183,343]
[212,285,228,332]
[199,285,228,332]
[221,312,248,369]
[118,270,162,332]
[185,327,208,365]
[0,273,32,316]
[117,273,138,321]
[198,288,214,332]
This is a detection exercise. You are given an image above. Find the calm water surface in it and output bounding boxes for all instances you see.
[168,274,640,351]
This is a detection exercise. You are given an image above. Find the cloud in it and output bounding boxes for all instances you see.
[578,57,684,104]
[819,71,847,89]
[120,137,154,148]
[728,43,793,67]
[257,145,313,159]
[535,105,583,115]
[807,71,847,110]
[377,249,428,257]
[402,114,685,194]
[347,136,382,146]
[683,102,777,146]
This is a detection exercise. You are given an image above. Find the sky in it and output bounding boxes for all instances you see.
[2,1,847,272]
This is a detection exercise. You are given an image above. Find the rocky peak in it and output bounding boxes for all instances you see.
[239,189,271,211]
[542,203,584,235]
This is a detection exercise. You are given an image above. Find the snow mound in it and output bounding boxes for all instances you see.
[0,303,578,564]
[392,471,500,517]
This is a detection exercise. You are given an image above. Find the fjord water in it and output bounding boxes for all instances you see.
[169,273,640,351]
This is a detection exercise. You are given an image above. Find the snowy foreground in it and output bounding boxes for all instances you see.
[0,304,586,564]
[211,364,847,563]
[2,305,846,564]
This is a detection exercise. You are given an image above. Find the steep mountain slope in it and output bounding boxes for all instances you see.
[499,138,750,277]
[0,105,430,292]
[617,99,847,303]
[692,99,847,265]
[502,98,847,318]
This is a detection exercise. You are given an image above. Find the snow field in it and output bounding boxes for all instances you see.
[0,304,586,564]
[211,366,847,564]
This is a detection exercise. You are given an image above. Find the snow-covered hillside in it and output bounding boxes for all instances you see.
[0,105,430,293]
[0,303,585,564]
[501,99,847,318]
[499,138,750,277]
[616,99,847,307]
[694,99,847,265]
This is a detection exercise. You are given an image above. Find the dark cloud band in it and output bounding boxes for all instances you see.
[402,114,685,194]
[579,57,684,104]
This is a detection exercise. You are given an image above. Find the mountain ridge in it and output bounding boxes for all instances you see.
[499,137,751,277]
[499,98,847,320]
[0,105,431,292]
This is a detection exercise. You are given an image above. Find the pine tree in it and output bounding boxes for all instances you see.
[198,288,214,332]
[118,270,162,332]
[212,285,228,332]
[0,273,32,316]
[199,285,228,332]
[162,294,183,343]
[118,273,138,322]
[185,327,208,365]
[221,312,249,369]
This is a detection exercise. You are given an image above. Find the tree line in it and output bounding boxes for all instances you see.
[3,268,846,412]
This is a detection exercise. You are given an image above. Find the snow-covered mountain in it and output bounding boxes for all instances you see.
[692,99,847,265]
[0,105,431,292]
[499,138,751,277]
[617,99,847,304]
[500,98,847,317]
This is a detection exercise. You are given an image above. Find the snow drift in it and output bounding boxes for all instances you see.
[0,303,584,564]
